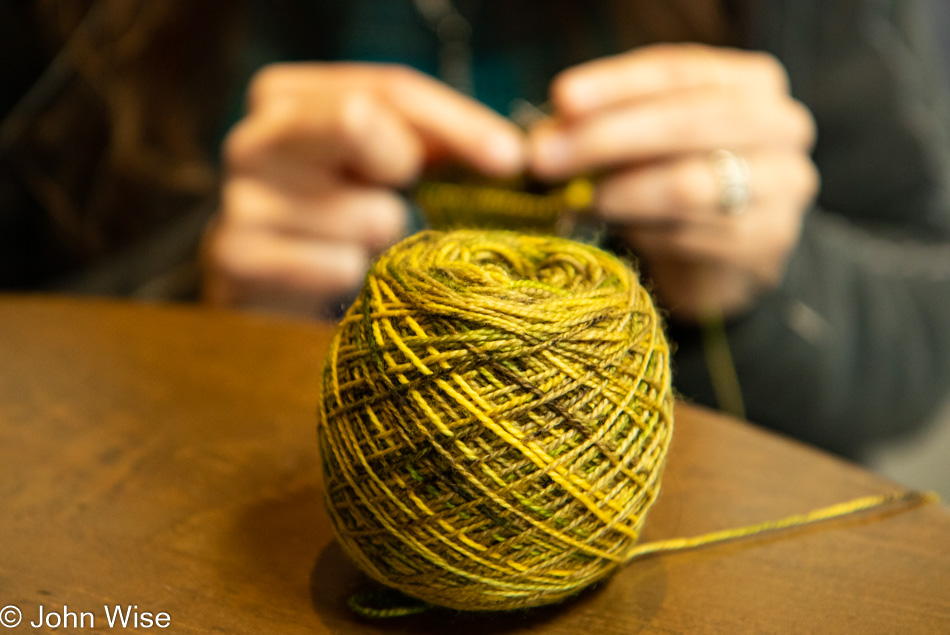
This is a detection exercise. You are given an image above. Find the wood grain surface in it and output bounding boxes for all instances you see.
[0,295,947,634]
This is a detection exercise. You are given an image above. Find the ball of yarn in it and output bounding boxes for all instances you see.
[318,230,674,611]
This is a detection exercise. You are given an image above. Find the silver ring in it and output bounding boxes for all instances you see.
[710,149,750,216]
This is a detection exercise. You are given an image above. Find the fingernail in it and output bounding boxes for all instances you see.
[561,77,597,112]
[533,131,574,177]
[483,130,526,176]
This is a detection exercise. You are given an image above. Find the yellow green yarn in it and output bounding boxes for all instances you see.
[317,228,938,615]
[318,229,673,611]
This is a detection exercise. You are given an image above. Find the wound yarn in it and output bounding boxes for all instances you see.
[318,229,673,611]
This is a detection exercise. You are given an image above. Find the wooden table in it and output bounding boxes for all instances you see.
[1,296,947,634]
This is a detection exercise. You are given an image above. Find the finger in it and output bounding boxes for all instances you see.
[551,44,789,118]
[222,179,409,253]
[596,152,819,223]
[245,63,526,179]
[203,228,369,315]
[226,90,424,188]
[222,179,409,252]
[531,89,815,179]
[620,202,804,284]
[636,256,762,320]
[597,157,719,224]
[380,65,526,176]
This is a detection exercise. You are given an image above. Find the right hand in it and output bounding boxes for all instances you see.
[203,63,526,317]
[529,45,818,321]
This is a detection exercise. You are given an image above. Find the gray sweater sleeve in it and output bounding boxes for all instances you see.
[670,0,950,457]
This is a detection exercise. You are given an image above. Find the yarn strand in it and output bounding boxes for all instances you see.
[346,489,938,618]
[624,488,938,559]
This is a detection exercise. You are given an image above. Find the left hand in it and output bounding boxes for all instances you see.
[529,44,819,320]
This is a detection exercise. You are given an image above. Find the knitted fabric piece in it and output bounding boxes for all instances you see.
[318,230,674,611]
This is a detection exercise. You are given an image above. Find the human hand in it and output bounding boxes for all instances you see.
[203,63,526,317]
[529,44,819,320]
